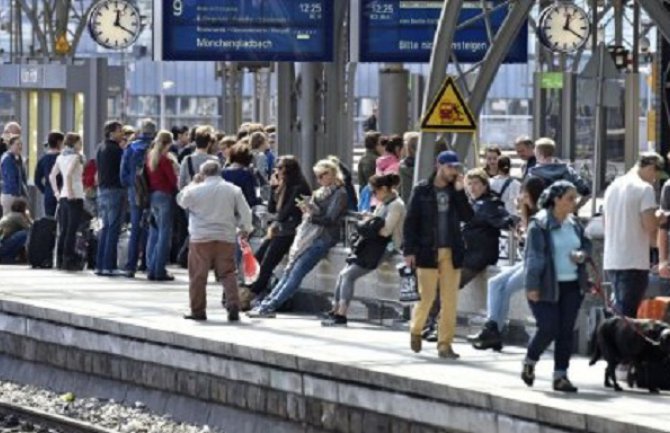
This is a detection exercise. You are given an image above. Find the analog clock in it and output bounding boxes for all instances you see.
[538,3,591,53]
[89,0,141,50]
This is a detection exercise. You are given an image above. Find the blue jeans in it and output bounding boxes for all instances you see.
[487,262,525,329]
[259,238,332,312]
[607,270,649,318]
[146,191,173,279]
[526,281,583,373]
[0,230,28,263]
[125,188,148,272]
[44,195,58,218]
[96,188,124,272]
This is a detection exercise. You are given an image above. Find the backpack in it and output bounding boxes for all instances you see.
[134,164,150,210]
[493,177,514,199]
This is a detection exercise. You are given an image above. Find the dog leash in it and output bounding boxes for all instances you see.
[586,258,661,347]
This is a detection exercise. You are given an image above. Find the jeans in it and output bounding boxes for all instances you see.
[250,235,295,295]
[125,188,148,272]
[0,230,28,263]
[259,238,332,312]
[56,198,83,268]
[44,195,58,218]
[607,270,649,318]
[526,281,583,373]
[146,191,174,279]
[487,261,525,329]
[333,263,372,307]
[96,188,125,272]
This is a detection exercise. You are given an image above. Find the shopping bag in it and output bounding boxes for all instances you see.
[397,264,420,303]
[240,238,260,285]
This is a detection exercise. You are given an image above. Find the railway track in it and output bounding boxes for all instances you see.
[0,401,116,433]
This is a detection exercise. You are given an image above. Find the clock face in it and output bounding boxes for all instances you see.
[89,0,141,50]
[538,3,590,53]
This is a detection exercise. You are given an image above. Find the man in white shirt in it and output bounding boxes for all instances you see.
[177,161,253,322]
[603,152,665,317]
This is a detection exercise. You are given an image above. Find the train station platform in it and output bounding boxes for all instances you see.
[0,265,668,433]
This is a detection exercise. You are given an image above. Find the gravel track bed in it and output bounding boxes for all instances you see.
[0,382,222,433]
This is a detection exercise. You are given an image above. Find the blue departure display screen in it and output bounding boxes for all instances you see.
[358,0,528,63]
[161,0,333,61]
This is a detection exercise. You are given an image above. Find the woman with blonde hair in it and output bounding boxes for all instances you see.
[145,130,178,281]
[248,159,349,317]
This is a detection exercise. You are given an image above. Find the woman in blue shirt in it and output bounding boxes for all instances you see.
[222,143,260,207]
[522,180,591,393]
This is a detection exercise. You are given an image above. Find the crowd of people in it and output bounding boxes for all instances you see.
[1,118,668,394]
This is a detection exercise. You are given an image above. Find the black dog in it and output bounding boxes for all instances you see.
[589,316,670,392]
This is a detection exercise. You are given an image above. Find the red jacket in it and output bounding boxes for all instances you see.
[146,155,177,195]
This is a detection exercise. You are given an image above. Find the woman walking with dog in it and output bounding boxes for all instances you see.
[521,181,591,393]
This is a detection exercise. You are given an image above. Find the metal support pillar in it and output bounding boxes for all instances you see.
[452,0,534,157]
[532,71,547,139]
[223,62,242,136]
[378,64,409,135]
[560,72,576,161]
[624,73,641,170]
[409,73,424,129]
[297,63,323,173]
[84,58,108,152]
[640,0,670,43]
[323,0,350,165]
[276,62,296,156]
[416,0,464,183]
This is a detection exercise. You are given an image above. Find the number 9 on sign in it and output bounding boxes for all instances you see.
[173,0,182,16]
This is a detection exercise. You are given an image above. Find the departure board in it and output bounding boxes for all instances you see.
[157,0,334,61]
[355,0,528,63]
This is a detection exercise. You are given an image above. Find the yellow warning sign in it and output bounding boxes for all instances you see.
[54,34,71,55]
[420,76,477,132]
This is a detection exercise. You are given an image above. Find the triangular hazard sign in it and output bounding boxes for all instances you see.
[421,76,477,132]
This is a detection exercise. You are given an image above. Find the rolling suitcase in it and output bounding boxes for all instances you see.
[27,217,57,268]
[637,297,670,323]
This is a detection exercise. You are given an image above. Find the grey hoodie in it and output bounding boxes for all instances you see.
[529,163,591,196]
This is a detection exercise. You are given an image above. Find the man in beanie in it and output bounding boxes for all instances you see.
[403,150,473,359]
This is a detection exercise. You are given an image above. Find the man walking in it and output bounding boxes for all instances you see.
[177,161,252,321]
[604,152,665,317]
[529,137,591,199]
[0,135,27,216]
[404,150,473,359]
[120,119,156,277]
[95,120,126,276]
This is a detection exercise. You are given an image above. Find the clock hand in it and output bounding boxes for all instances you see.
[563,12,572,30]
[114,9,121,27]
[566,27,584,39]
[117,22,135,35]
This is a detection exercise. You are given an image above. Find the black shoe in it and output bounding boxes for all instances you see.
[124,270,135,278]
[423,328,438,342]
[321,314,347,327]
[521,364,535,387]
[553,377,578,393]
[154,273,175,282]
[183,313,207,321]
[228,308,240,322]
[471,321,503,351]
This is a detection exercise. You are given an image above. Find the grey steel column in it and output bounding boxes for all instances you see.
[639,0,670,43]
[276,62,296,156]
[378,64,409,135]
[297,63,321,171]
[452,0,534,156]
[591,43,607,216]
[560,72,576,161]
[532,71,546,139]
[416,0,464,183]
[84,58,108,152]
[409,73,424,130]
[624,73,640,170]
[223,62,242,136]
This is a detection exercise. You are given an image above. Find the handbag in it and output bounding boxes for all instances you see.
[240,237,260,285]
[397,264,420,303]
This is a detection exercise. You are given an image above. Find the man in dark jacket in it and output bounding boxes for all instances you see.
[528,137,591,200]
[95,120,126,276]
[515,135,536,179]
[404,150,473,359]
[34,131,64,217]
[120,119,156,277]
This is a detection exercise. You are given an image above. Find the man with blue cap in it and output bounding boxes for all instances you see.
[403,150,473,359]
